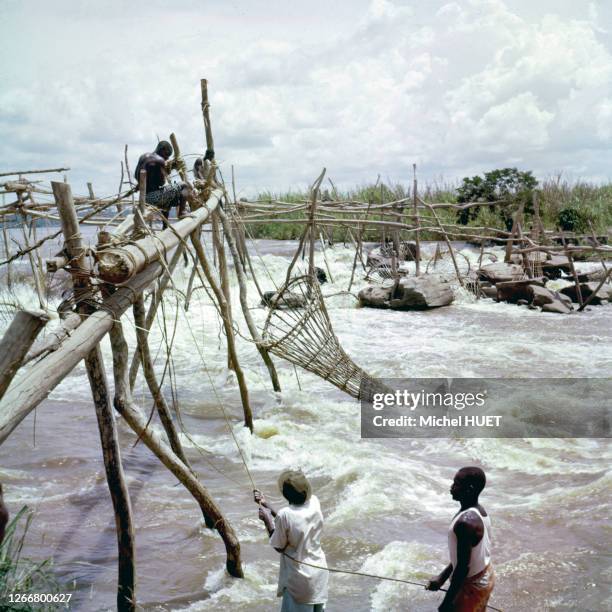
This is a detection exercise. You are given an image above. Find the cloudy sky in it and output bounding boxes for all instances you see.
[1,0,611,197]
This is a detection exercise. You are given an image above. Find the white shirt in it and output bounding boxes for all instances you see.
[269,495,328,604]
[448,506,492,577]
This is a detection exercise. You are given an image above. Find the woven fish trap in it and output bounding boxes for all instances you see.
[261,275,380,400]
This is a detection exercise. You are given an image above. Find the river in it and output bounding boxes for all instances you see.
[1,234,610,611]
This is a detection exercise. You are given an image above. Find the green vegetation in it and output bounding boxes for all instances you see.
[243,172,612,242]
[0,507,63,611]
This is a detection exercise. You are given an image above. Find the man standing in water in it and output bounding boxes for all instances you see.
[134,141,191,224]
[427,467,494,612]
[254,470,328,611]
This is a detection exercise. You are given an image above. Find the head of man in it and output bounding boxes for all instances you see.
[155,140,173,160]
[278,469,311,506]
[450,466,486,502]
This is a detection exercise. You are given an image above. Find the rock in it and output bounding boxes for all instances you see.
[366,242,419,268]
[541,255,571,280]
[560,282,612,305]
[576,269,608,283]
[541,300,572,314]
[528,285,573,311]
[261,290,308,309]
[389,276,454,310]
[358,283,393,309]
[496,278,545,303]
[477,262,524,284]
[480,285,498,299]
[517,299,529,306]
[359,276,454,310]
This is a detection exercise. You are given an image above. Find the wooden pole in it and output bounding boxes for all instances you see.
[308,169,326,278]
[108,321,243,574]
[413,164,421,276]
[216,207,281,392]
[0,310,48,401]
[54,180,136,611]
[200,79,215,154]
[128,244,186,389]
[135,170,147,234]
[133,294,191,468]
[1,215,12,290]
[212,212,234,370]
[190,230,254,431]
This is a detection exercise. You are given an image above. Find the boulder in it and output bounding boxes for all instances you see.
[480,285,498,300]
[389,276,454,310]
[541,255,571,279]
[358,283,393,309]
[477,262,524,284]
[541,300,572,314]
[576,269,608,283]
[560,282,612,305]
[496,278,546,303]
[528,285,573,310]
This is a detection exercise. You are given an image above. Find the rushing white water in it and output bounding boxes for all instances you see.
[1,234,610,611]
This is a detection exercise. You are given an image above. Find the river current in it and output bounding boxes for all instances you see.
[0,235,610,611]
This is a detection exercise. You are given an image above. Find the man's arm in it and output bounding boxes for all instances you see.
[427,563,452,591]
[438,515,482,611]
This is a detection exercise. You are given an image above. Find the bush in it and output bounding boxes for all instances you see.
[557,207,590,233]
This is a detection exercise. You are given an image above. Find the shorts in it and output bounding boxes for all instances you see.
[280,589,325,612]
[145,183,183,211]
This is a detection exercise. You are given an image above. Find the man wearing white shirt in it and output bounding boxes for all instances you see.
[255,470,328,612]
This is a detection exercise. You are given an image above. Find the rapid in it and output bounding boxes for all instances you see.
[1,233,610,611]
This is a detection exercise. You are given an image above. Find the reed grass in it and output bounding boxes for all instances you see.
[0,507,63,611]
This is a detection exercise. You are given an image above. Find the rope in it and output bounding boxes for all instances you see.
[280,553,504,612]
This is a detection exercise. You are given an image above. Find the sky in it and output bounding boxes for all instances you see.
[1,0,612,197]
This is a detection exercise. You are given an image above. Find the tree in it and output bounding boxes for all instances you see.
[456,168,538,228]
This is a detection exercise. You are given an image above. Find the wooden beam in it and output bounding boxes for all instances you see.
[0,310,48,401]
[0,262,163,446]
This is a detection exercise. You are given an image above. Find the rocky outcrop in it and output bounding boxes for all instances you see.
[560,282,612,305]
[359,276,454,310]
[477,262,524,284]
[496,278,545,303]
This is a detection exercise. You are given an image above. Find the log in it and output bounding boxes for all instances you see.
[23,312,81,365]
[108,321,243,576]
[98,188,222,284]
[0,263,163,446]
[0,310,49,401]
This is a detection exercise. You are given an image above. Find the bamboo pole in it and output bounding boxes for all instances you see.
[190,230,254,432]
[108,321,243,576]
[216,207,281,392]
[0,310,48,401]
[54,180,136,610]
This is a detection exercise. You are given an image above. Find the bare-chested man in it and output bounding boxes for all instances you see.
[427,467,494,612]
[134,141,190,224]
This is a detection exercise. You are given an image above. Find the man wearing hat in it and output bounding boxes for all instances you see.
[254,470,328,611]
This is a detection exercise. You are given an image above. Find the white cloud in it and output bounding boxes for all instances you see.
[1,0,612,196]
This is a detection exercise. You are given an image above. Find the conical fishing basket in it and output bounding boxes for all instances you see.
[261,275,380,400]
